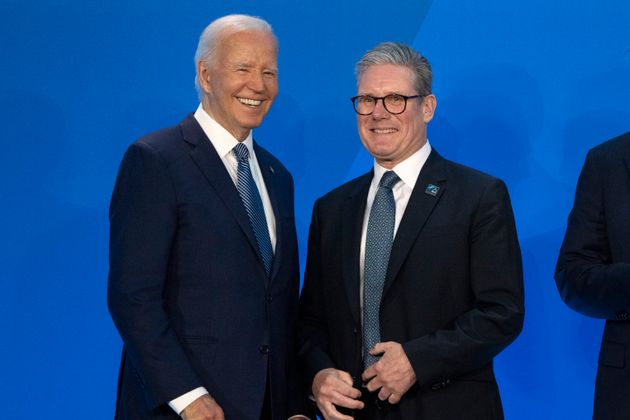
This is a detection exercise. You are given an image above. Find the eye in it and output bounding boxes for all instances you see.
[358,96,375,105]
[386,94,404,104]
[263,70,277,78]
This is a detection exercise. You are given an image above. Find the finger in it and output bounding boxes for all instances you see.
[316,381,361,408]
[331,391,365,410]
[389,393,402,404]
[370,341,391,356]
[365,376,383,393]
[378,387,390,401]
[337,370,355,387]
[318,401,335,419]
[214,402,225,420]
[322,401,355,420]
[331,380,362,400]
[316,401,332,420]
[325,379,361,398]
[343,385,363,400]
[361,366,376,382]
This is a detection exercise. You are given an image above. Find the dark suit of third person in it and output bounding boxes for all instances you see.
[556,131,630,420]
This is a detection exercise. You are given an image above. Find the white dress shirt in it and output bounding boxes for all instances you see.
[168,104,277,414]
[359,140,432,314]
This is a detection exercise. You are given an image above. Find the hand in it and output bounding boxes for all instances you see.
[180,394,224,420]
[312,367,364,420]
[361,341,416,404]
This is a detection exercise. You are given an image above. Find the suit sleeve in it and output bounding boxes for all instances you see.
[555,149,630,319]
[297,199,338,388]
[285,176,317,418]
[402,179,525,387]
[107,141,203,408]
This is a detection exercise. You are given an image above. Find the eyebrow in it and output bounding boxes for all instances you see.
[357,92,406,96]
[232,62,278,71]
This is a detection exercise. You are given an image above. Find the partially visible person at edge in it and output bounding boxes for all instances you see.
[556,131,630,420]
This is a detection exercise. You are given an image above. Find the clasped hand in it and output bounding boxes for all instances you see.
[361,341,416,405]
[312,342,416,419]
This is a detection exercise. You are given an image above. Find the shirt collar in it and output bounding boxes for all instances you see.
[193,103,254,158]
[372,140,432,190]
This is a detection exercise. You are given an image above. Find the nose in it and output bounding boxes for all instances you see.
[247,71,265,92]
[371,98,389,119]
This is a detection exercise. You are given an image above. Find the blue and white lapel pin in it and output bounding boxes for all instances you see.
[424,183,439,196]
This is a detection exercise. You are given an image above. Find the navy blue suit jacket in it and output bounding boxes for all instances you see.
[556,132,630,420]
[108,114,303,419]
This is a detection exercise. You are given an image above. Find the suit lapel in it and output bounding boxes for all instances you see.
[623,134,630,179]
[342,172,372,325]
[382,150,449,298]
[255,142,283,285]
[181,115,262,272]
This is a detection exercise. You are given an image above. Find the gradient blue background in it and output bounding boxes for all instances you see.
[1,1,628,418]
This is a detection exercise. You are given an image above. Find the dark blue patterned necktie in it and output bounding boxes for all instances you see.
[363,170,400,368]
[233,143,273,277]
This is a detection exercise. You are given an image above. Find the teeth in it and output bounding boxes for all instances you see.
[237,97,262,106]
[373,128,396,134]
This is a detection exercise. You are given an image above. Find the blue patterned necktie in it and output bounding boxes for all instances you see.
[233,143,273,277]
[363,170,400,368]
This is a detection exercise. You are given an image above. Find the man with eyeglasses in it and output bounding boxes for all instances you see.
[297,42,524,419]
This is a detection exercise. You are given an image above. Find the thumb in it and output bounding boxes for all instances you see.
[370,341,392,356]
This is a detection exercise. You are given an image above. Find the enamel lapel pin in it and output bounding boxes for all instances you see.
[424,183,439,196]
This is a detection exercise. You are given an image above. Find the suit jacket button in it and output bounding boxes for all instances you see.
[259,345,270,354]
[266,293,273,303]
[353,328,358,334]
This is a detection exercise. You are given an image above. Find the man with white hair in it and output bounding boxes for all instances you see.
[109,14,307,419]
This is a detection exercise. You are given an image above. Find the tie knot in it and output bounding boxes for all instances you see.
[233,143,249,161]
[379,171,400,190]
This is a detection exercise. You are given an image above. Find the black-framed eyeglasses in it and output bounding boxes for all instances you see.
[350,93,426,115]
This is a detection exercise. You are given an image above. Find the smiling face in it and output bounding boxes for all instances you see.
[356,63,436,169]
[198,30,278,140]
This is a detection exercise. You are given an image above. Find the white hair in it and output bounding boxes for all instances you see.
[194,14,277,100]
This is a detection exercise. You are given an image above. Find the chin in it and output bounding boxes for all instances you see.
[238,118,264,130]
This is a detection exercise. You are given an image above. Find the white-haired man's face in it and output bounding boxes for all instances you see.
[198,30,278,141]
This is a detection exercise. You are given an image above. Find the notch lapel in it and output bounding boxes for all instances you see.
[382,150,449,298]
[255,143,283,285]
[181,116,262,273]
[623,133,630,180]
[341,173,372,325]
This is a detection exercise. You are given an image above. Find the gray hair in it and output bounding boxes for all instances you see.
[355,42,432,96]
[194,14,277,100]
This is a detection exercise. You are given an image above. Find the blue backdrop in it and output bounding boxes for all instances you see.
[1,1,629,418]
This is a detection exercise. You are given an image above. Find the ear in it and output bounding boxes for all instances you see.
[197,60,212,95]
[422,94,437,123]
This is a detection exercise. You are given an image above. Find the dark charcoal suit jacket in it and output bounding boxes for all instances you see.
[556,132,630,420]
[108,114,304,419]
[298,149,524,419]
